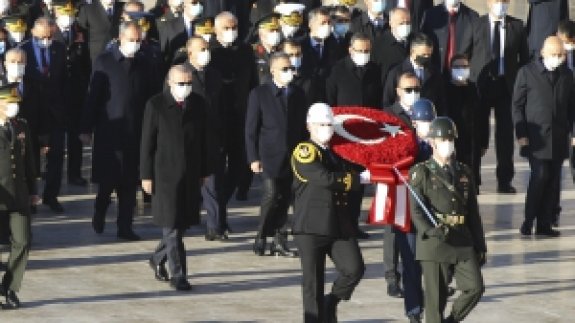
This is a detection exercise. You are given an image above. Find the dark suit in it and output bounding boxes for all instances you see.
[300,35,340,104]
[350,11,388,43]
[526,0,569,57]
[0,118,36,293]
[158,16,198,69]
[82,46,159,233]
[326,56,383,109]
[291,141,364,323]
[420,3,478,71]
[386,0,433,32]
[77,0,124,64]
[469,15,529,187]
[20,39,67,203]
[512,60,575,231]
[141,90,210,280]
[371,29,409,84]
[245,81,307,237]
[382,58,446,114]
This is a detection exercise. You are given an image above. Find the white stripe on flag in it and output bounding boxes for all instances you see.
[375,183,388,222]
[395,185,407,228]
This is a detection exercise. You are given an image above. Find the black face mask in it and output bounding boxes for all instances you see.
[414,55,431,66]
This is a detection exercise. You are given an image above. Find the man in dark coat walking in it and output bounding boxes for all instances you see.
[81,21,160,241]
[77,0,124,64]
[141,64,210,291]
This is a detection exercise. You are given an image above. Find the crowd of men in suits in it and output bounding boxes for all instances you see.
[0,0,573,317]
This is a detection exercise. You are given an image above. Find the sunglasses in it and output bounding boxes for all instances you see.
[176,82,193,86]
[280,66,296,72]
[402,87,421,93]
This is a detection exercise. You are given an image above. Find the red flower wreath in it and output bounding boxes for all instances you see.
[330,107,418,167]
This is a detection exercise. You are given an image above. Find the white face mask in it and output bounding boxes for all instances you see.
[543,56,564,71]
[315,25,331,40]
[402,91,420,108]
[221,29,238,44]
[200,33,212,43]
[314,125,335,144]
[491,2,508,19]
[11,32,25,43]
[451,67,470,81]
[120,41,140,57]
[351,52,370,66]
[394,23,411,41]
[436,140,455,159]
[279,70,294,85]
[371,0,385,14]
[6,63,25,80]
[196,50,211,67]
[171,84,192,101]
[444,0,460,9]
[415,121,431,138]
[56,15,74,30]
[290,56,302,69]
[5,102,19,118]
[332,23,350,37]
[564,43,575,51]
[187,3,203,18]
[266,31,281,47]
[281,25,299,38]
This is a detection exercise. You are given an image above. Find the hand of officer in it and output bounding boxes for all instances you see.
[40,146,50,155]
[359,170,371,184]
[79,133,92,145]
[250,161,263,174]
[425,225,448,240]
[141,180,153,194]
[477,252,486,267]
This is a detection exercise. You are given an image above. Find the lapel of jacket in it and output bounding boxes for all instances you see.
[480,15,491,62]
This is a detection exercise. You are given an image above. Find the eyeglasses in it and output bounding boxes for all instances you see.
[175,82,193,86]
[352,48,370,54]
[280,66,296,72]
[402,87,421,93]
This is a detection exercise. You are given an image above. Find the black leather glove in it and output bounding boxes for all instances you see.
[519,145,530,158]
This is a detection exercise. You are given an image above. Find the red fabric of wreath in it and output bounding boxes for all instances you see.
[330,107,418,167]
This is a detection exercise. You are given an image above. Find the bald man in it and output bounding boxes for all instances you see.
[512,36,575,238]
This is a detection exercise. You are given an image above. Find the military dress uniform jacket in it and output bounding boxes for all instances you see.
[291,141,360,238]
[408,159,487,264]
[0,118,37,215]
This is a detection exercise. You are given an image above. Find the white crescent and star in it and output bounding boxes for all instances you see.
[333,114,405,145]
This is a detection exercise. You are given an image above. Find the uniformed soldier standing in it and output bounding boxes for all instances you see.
[249,13,282,84]
[408,117,486,323]
[291,103,368,323]
[0,82,38,309]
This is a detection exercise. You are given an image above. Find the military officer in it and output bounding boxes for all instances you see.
[3,15,29,47]
[291,103,368,323]
[408,117,487,323]
[250,13,282,84]
[0,82,38,309]
[275,2,306,42]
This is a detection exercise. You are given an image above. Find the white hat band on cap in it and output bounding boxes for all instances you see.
[307,103,334,123]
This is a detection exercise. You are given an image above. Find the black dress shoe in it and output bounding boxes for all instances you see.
[270,233,298,257]
[356,229,370,239]
[387,283,404,298]
[42,198,64,213]
[496,185,517,194]
[519,223,532,237]
[235,191,248,201]
[148,258,169,282]
[205,230,226,241]
[408,314,422,323]
[68,177,88,186]
[169,277,192,291]
[253,237,266,256]
[142,192,152,204]
[3,289,21,309]
[92,212,105,234]
[117,230,141,241]
[324,294,340,323]
[535,228,560,237]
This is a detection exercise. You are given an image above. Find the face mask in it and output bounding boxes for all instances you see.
[102,0,114,7]
[11,32,24,43]
[351,52,370,66]
[543,56,564,71]
[290,56,302,69]
[395,24,411,41]
[56,15,74,30]
[451,67,470,81]
[120,41,140,57]
[187,3,203,18]
[44,0,53,5]
[371,0,385,14]
[266,31,281,47]
[402,91,420,108]
[415,121,431,138]
[37,38,52,48]
[565,43,575,51]
[414,55,431,67]
[171,84,192,101]
[491,2,508,18]
[281,25,299,38]
[221,29,238,44]
[315,125,335,144]
[279,70,294,85]
[196,50,211,67]
[6,63,25,79]
[444,0,460,9]
[0,41,5,55]
[5,102,19,118]
[436,140,455,159]
[333,23,350,37]
[315,25,331,40]
[200,33,212,43]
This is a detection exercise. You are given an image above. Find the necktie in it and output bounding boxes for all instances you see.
[314,43,322,58]
[492,21,501,76]
[416,67,424,81]
[281,87,289,108]
[40,47,49,75]
[107,8,113,19]
[445,11,456,71]
[568,51,574,71]
[548,69,558,85]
